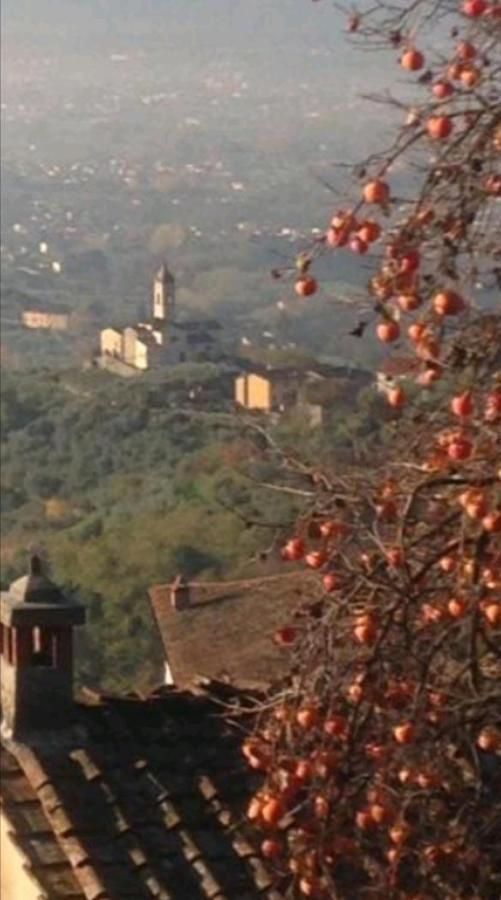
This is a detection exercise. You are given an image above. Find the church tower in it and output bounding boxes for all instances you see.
[153,263,175,323]
[0,556,85,741]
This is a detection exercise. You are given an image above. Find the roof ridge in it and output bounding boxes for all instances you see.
[150,570,314,593]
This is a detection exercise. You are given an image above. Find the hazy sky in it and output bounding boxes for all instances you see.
[3,0,346,47]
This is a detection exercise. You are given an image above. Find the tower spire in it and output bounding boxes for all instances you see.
[153,262,175,322]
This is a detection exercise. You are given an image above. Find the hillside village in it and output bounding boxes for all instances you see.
[3,0,500,896]
[99,263,372,427]
[93,263,372,423]
[97,264,222,375]
[7,256,376,424]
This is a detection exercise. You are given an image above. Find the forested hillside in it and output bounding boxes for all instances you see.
[1,363,389,689]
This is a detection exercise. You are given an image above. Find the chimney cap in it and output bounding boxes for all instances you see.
[170,574,191,611]
[10,555,66,605]
[172,573,189,588]
[1,556,86,627]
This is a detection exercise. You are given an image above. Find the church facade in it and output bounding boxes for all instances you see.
[98,264,220,374]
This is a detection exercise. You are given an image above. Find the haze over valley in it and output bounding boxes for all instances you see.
[1,0,400,367]
[1,1,406,689]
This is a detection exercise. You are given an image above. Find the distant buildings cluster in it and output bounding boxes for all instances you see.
[16,259,384,422]
[97,264,221,375]
[22,305,70,332]
[234,363,370,422]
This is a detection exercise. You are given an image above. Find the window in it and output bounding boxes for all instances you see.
[5,629,14,665]
[31,626,55,667]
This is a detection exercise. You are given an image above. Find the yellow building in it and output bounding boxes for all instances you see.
[235,372,273,411]
[235,369,298,412]
[122,326,139,365]
[97,264,220,375]
[99,326,123,358]
[234,363,372,422]
[22,310,69,331]
[135,336,149,370]
[1,811,48,900]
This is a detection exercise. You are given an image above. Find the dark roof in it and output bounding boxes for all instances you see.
[1,558,86,628]
[171,320,221,332]
[1,746,86,899]
[235,362,369,383]
[1,683,283,900]
[7,556,65,605]
[149,573,319,689]
[185,333,217,346]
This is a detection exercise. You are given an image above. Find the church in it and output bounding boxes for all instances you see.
[98,264,221,375]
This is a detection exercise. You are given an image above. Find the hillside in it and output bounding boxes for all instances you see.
[0,362,388,689]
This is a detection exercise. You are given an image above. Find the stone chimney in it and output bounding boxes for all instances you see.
[170,574,191,611]
[0,556,86,741]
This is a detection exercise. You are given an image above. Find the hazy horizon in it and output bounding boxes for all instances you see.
[1,0,398,365]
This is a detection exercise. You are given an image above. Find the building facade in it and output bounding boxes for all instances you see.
[22,310,69,331]
[234,369,299,413]
[98,264,220,374]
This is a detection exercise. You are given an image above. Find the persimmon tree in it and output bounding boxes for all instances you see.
[243,2,501,898]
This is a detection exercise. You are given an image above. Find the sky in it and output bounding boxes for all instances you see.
[2,0,347,47]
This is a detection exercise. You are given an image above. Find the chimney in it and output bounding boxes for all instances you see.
[170,574,191,611]
[0,555,86,741]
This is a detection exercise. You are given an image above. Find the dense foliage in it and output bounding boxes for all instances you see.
[1,363,384,689]
[244,2,501,898]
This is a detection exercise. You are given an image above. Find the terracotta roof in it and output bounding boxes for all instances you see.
[1,745,86,899]
[1,683,283,900]
[148,573,319,689]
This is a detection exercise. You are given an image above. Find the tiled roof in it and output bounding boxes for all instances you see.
[1,745,86,899]
[1,684,283,900]
[149,573,319,689]
[234,362,370,382]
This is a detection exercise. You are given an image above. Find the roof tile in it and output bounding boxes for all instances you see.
[149,573,318,688]
[2,686,282,899]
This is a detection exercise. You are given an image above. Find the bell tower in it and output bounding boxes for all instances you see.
[0,556,85,741]
[153,262,175,323]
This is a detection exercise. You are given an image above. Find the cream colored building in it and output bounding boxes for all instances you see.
[235,369,298,413]
[123,326,139,366]
[98,264,220,374]
[135,336,149,370]
[234,364,372,423]
[1,804,57,900]
[235,372,273,411]
[22,310,69,331]
[100,327,123,358]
